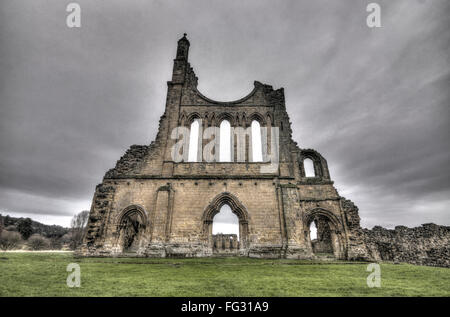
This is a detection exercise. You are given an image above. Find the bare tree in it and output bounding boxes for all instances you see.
[0,231,22,252]
[49,237,63,250]
[27,234,50,250]
[70,210,89,250]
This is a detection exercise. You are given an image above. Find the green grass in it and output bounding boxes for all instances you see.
[0,252,449,296]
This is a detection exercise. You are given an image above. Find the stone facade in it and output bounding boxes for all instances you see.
[78,34,367,259]
[79,34,450,266]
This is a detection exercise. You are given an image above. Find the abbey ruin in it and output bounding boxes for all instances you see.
[79,35,449,266]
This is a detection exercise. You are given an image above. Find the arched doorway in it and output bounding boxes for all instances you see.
[202,193,249,255]
[212,204,240,255]
[117,205,147,253]
[305,209,345,259]
[309,215,334,257]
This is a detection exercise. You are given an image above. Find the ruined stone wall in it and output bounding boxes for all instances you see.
[362,224,450,267]
[79,34,367,261]
[79,35,450,267]
[213,234,239,253]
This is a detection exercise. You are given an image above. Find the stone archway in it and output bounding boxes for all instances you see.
[304,208,346,259]
[202,192,249,255]
[116,205,148,253]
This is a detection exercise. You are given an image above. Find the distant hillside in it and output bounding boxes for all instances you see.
[0,214,69,238]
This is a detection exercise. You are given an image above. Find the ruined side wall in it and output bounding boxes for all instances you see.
[362,224,450,267]
[213,234,239,253]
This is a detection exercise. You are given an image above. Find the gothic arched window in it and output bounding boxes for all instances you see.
[251,120,263,162]
[219,120,231,162]
[188,120,200,162]
[304,158,315,177]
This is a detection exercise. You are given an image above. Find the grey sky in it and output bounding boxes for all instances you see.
[0,0,449,229]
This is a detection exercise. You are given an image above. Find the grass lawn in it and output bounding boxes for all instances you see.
[0,252,449,297]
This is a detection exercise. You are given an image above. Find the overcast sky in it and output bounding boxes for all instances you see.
[0,0,449,230]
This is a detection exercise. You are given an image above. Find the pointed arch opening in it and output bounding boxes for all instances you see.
[116,205,147,253]
[219,120,231,162]
[212,204,240,254]
[202,192,249,255]
[308,216,333,257]
[251,120,263,162]
[304,158,315,177]
[305,209,345,260]
[188,119,200,162]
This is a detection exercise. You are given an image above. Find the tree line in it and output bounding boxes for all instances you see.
[0,211,89,252]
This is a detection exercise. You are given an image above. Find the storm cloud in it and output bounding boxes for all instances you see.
[0,0,449,228]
